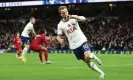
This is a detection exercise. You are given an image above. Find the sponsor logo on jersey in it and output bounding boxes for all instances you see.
[67,27,77,35]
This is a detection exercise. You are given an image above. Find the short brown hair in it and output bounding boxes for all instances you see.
[58,6,67,13]
[16,32,19,36]
[30,16,34,20]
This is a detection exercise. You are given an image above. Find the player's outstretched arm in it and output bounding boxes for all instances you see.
[31,29,37,37]
[70,15,86,21]
[43,38,52,45]
[57,34,64,44]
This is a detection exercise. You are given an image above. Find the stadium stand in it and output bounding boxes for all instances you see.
[0,3,133,51]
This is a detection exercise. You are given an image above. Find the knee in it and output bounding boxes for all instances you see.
[84,51,92,59]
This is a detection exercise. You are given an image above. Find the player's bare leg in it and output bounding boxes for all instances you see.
[84,51,105,79]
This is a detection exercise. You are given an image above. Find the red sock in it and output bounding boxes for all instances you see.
[44,51,48,62]
[39,52,43,63]
[17,50,22,57]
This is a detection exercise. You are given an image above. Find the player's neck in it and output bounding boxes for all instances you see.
[62,18,69,22]
[30,21,33,24]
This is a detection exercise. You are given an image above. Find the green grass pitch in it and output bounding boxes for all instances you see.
[0,53,133,80]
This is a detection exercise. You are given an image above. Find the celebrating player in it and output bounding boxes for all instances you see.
[30,29,52,64]
[57,6,105,79]
[20,17,37,63]
[13,32,22,58]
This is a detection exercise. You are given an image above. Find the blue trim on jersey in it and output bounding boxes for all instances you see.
[21,36,30,45]
[73,42,90,60]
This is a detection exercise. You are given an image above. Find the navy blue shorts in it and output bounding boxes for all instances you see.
[21,36,30,45]
[73,42,91,60]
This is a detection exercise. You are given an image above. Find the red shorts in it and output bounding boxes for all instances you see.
[30,44,42,52]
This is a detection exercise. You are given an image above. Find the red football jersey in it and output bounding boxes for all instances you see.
[31,34,52,46]
[13,36,22,46]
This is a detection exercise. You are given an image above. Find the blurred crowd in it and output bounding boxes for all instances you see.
[0,16,133,50]
[0,22,14,49]
[83,17,133,50]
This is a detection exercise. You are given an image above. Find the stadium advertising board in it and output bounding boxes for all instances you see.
[0,0,132,7]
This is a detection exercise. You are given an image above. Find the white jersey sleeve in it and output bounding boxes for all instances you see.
[71,15,86,21]
[21,22,33,37]
[57,24,63,35]
[77,16,86,21]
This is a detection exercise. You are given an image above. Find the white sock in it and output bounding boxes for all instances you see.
[89,53,98,60]
[89,62,104,74]
[22,47,28,57]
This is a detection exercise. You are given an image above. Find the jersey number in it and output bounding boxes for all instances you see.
[83,44,89,50]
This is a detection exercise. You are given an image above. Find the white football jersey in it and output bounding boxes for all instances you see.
[57,18,87,49]
[21,22,33,37]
